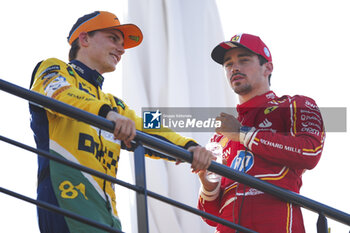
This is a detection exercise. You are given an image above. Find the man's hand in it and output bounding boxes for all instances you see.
[215,112,241,141]
[197,153,222,192]
[187,146,214,173]
[106,111,136,148]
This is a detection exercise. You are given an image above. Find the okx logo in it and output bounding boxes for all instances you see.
[143,110,162,129]
[230,150,254,173]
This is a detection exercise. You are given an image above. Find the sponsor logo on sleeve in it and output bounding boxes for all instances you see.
[44,76,70,97]
[260,138,302,153]
[301,114,322,124]
[305,100,320,112]
[41,72,58,80]
[301,127,320,136]
[302,121,322,130]
[42,72,59,86]
[116,99,125,110]
[300,109,322,119]
[38,65,60,78]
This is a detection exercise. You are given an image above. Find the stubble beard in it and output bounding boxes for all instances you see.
[232,82,252,95]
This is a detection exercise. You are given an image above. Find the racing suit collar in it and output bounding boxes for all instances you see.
[237,91,276,115]
[69,60,105,89]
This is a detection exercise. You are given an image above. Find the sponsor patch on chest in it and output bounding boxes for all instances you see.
[230,150,254,172]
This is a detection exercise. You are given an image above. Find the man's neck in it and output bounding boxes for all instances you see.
[238,88,270,104]
[76,55,103,74]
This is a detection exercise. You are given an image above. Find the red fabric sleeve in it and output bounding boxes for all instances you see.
[245,96,325,169]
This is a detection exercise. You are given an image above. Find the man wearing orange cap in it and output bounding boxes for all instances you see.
[197,34,325,232]
[29,11,213,233]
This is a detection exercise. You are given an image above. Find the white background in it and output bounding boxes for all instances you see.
[0,0,349,232]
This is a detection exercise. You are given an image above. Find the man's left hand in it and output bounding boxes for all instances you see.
[215,112,241,141]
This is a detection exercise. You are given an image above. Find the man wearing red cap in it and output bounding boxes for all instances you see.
[29,11,213,233]
[197,33,325,232]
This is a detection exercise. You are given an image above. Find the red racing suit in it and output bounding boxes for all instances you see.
[198,91,325,233]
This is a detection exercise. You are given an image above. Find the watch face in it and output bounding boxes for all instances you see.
[240,126,251,133]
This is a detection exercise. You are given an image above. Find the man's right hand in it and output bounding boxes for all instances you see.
[106,111,136,148]
[197,166,221,192]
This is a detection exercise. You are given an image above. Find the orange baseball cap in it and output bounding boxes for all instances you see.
[67,11,143,49]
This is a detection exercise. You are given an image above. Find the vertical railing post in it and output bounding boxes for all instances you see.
[134,144,149,233]
[317,213,328,233]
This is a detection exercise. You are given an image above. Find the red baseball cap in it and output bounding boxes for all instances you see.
[67,11,143,49]
[211,33,272,65]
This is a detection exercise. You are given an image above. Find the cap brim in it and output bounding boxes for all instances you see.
[109,24,143,49]
[211,41,256,65]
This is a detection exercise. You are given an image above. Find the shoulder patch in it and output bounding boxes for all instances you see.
[44,76,70,98]
[114,97,125,110]
[38,65,60,78]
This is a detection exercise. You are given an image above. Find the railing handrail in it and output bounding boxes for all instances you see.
[1,78,350,227]
[0,134,256,233]
[0,185,123,233]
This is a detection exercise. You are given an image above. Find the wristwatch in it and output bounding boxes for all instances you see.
[239,126,253,144]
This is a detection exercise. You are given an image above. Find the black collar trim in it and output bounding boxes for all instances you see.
[69,60,104,89]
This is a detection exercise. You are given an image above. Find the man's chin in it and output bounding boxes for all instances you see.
[233,85,252,95]
[104,65,117,73]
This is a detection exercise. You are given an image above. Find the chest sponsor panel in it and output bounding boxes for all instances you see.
[78,133,119,173]
[230,150,254,172]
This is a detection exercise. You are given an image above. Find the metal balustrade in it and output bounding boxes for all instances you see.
[1,78,350,233]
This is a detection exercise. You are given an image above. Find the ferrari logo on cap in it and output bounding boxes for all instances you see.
[231,35,240,42]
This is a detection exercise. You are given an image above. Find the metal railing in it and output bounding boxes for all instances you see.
[1,78,350,233]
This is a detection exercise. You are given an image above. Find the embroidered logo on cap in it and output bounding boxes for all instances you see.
[129,35,140,42]
[231,35,240,42]
[264,47,270,57]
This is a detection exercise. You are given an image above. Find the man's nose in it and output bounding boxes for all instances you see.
[230,64,240,73]
[117,44,125,55]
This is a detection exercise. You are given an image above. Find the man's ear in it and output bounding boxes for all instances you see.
[264,62,273,77]
[78,32,89,47]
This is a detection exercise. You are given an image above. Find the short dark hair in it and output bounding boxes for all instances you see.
[68,31,96,61]
[258,55,272,86]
